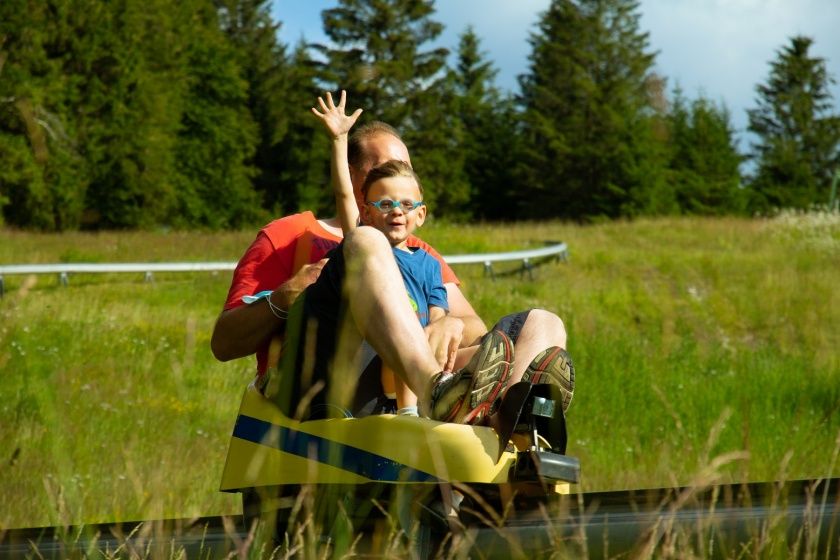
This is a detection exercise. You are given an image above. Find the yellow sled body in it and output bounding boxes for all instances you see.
[220,383,519,491]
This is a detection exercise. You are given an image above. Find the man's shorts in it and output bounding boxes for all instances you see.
[491,309,532,346]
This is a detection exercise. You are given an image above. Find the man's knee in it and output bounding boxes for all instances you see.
[524,308,567,347]
[344,226,391,261]
[526,308,566,332]
[494,308,567,346]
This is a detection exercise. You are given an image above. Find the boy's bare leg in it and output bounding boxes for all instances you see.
[342,227,441,405]
[393,376,418,413]
[380,363,418,412]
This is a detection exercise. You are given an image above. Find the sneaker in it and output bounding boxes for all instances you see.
[521,347,575,412]
[429,330,513,424]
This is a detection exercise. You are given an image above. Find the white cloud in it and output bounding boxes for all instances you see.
[640,0,840,135]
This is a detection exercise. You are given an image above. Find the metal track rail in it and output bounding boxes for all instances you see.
[1,478,836,559]
[0,242,568,296]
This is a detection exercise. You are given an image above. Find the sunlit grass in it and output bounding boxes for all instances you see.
[0,276,249,529]
[1,214,838,531]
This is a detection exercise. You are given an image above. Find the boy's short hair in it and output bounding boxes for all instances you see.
[362,160,424,199]
[348,121,403,169]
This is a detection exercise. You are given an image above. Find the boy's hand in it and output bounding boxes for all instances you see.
[311,90,363,139]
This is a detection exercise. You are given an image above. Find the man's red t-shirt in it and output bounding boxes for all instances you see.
[223,211,459,375]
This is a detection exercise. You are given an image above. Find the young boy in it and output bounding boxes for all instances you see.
[311,91,446,415]
[308,90,512,422]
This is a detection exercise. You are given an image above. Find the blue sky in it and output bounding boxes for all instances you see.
[271,0,840,148]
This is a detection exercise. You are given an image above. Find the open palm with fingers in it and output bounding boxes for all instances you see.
[311,90,363,139]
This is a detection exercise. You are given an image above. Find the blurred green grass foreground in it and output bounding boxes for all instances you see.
[0,214,838,529]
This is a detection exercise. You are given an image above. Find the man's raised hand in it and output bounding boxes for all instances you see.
[311,90,363,139]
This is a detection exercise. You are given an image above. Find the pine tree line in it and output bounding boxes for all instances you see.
[1,0,838,230]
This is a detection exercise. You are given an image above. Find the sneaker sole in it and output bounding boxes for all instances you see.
[523,347,575,412]
[453,331,513,424]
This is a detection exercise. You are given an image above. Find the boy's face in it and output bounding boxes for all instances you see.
[362,176,426,247]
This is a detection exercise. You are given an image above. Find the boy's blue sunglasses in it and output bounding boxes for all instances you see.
[366,199,425,213]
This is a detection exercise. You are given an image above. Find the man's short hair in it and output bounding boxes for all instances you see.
[362,160,423,199]
[348,121,403,170]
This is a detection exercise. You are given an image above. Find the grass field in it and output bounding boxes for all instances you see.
[1,213,838,531]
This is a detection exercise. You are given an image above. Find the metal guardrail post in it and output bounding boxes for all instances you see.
[483,261,495,280]
[59,272,69,287]
[0,275,4,298]
[144,271,154,283]
[522,258,534,280]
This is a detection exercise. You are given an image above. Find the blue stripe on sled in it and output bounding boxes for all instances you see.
[232,414,438,483]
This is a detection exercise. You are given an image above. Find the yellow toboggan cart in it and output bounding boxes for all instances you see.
[220,375,580,554]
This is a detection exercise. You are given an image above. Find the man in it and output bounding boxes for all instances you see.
[211,121,574,418]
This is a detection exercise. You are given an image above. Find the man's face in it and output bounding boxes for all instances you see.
[350,133,411,210]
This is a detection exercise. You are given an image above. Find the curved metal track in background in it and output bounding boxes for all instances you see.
[0,242,568,296]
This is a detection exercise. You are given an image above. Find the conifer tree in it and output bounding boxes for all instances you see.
[60,0,195,229]
[173,0,262,228]
[667,90,744,214]
[318,0,466,217]
[217,0,293,210]
[747,36,840,211]
[452,26,520,219]
[75,0,261,229]
[318,0,449,126]
[0,0,89,230]
[405,71,471,218]
[518,0,666,219]
[2,0,265,229]
[276,41,333,214]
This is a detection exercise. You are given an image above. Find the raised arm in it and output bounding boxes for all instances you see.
[311,90,363,234]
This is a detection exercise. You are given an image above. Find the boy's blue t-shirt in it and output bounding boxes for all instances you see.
[392,247,448,326]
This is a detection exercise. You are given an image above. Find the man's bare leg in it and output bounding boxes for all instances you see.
[341,226,512,423]
[503,309,573,449]
[509,309,568,383]
[452,309,567,379]
[342,227,442,405]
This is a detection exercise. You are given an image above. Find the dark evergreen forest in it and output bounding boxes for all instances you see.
[1,0,838,230]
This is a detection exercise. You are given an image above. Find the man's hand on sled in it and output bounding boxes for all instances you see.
[425,315,464,372]
[311,90,363,140]
[273,258,328,309]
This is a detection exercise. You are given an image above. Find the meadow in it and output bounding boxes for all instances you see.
[0,213,838,531]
